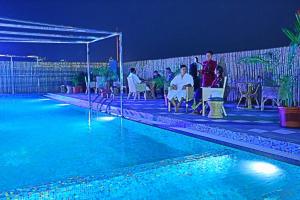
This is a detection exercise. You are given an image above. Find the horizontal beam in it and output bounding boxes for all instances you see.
[0,39,87,44]
[0,54,38,59]
[0,17,119,35]
[0,30,98,40]
[89,33,120,43]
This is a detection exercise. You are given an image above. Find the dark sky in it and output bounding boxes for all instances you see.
[0,0,299,62]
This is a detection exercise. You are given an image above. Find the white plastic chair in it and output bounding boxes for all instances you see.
[127,77,147,100]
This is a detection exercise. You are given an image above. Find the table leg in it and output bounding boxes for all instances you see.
[202,99,205,116]
[247,97,252,109]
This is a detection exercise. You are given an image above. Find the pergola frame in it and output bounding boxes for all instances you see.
[0,17,124,116]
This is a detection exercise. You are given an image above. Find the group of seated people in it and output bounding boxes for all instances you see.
[127,51,225,113]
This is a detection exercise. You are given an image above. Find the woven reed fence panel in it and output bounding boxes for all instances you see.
[0,61,104,94]
[124,46,300,103]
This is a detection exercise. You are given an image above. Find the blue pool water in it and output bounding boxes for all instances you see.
[0,95,300,199]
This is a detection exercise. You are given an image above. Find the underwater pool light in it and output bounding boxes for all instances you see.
[249,161,280,175]
[57,103,70,106]
[38,98,51,101]
[96,116,115,121]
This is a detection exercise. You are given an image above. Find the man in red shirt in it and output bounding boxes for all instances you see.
[201,51,217,87]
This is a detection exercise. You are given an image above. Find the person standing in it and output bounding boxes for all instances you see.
[201,51,217,87]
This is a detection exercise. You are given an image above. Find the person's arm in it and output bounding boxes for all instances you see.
[182,75,194,89]
[170,76,177,90]
[133,74,142,84]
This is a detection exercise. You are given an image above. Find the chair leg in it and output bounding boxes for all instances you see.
[202,100,205,116]
[222,105,227,116]
[255,97,259,107]
[261,98,265,111]
[168,101,171,112]
[186,102,188,113]
[127,92,131,100]
[237,97,243,108]
[164,95,168,106]
[133,93,137,100]
[144,92,147,100]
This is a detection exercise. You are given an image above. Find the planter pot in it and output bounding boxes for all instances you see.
[66,85,73,94]
[278,107,300,128]
[72,86,82,94]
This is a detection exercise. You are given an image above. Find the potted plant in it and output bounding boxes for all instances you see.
[72,72,85,94]
[238,13,300,127]
[92,65,118,89]
[279,13,300,128]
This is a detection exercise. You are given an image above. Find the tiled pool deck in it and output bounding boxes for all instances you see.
[46,93,300,164]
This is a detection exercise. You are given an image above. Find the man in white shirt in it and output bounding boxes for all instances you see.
[127,68,142,84]
[167,65,194,112]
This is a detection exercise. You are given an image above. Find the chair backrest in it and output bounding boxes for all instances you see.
[251,82,261,95]
[127,76,137,93]
[237,82,248,94]
[221,76,227,97]
[202,77,227,101]
[186,86,194,101]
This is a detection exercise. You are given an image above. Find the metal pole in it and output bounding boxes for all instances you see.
[86,43,92,110]
[118,33,123,117]
[10,56,14,94]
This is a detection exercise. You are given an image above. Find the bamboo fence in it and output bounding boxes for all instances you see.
[0,46,299,103]
[124,46,300,103]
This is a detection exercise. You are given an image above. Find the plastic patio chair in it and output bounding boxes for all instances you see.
[201,76,228,116]
[167,86,194,112]
[127,76,148,100]
[237,82,260,108]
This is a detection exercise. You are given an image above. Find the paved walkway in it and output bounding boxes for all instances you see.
[46,93,300,164]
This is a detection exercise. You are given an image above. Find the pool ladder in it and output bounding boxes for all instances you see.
[92,93,114,117]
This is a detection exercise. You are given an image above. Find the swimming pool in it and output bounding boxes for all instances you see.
[0,95,300,199]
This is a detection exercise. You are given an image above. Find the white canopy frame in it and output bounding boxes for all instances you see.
[0,17,124,116]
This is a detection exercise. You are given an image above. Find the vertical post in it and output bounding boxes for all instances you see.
[86,43,92,110]
[118,33,124,117]
[10,56,14,94]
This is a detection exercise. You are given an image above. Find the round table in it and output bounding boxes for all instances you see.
[207,97,225,119]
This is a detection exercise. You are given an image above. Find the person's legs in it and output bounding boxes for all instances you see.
[151,84,156,99]
[175,98,184,112]
[192,88,203,113]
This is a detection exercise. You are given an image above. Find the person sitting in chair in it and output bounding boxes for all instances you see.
[211,65,224,88]
[127,67,142,84]
[151,70,163,99]
[167,65,193,112]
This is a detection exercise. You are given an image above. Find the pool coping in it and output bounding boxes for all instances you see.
[45,93,300,164]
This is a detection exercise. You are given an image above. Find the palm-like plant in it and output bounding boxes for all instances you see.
[238,51,280,86]
[282,13,300,46]
[280,13,300,107]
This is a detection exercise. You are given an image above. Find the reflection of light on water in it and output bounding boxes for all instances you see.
[38,98,51,101]
[243,161,281,176]
[96,116,115,121]
[57,103,70,106]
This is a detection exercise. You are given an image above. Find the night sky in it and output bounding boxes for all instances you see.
[0,0,299,62]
